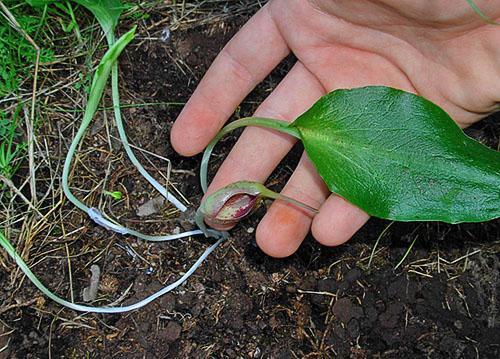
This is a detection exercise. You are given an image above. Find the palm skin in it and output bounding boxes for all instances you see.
[171,0,500,257]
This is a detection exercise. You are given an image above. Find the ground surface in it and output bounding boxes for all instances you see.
[0,2,499,358]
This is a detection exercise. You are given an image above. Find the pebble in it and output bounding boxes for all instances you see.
[160,27,171,43]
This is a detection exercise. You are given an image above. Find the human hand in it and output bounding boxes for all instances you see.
[171,0,500,257]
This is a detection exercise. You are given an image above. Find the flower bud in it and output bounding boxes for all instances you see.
[199,181,264,226]
[195,181,318,237]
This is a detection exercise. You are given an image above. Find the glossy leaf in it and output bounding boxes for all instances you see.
[290,86,500,223]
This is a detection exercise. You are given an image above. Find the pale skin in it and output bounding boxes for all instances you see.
[171,0,500,257]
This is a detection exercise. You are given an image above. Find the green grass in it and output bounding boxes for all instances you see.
[0,107,26,181]
[0,1,55,182]
[0,2,54,97]
[0,0,92,184]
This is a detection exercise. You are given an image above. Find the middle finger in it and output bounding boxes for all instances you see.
[206,62,325,195]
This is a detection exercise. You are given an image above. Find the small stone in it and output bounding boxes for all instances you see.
[136,196,165,217]
[160,26,171,43]
[192,282,205,294]
[158,293,176,312]
[82,264,101,302]
[247,227,255,234]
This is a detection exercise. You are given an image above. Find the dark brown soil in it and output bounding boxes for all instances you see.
[1,7,499,359]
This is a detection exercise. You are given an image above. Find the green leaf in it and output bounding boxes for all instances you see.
[87,25,135,109]
[73,0,124,42]
[25,0,52,6]
[26,0,124,42]
[62,26,136,211]
[103,190,122,200]
[290,86,500,223]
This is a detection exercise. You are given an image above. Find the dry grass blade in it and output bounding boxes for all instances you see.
[0,1,40,205]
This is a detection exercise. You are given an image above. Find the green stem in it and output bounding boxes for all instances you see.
[62,28,136,213]
[0,230,223,313]
[260,186,319,214]
[465,0,500,25]
[62,28,197,241]
[110,54,186,211]
[200,117,300,193]
[107,31,186,211]
[394,236,418,270]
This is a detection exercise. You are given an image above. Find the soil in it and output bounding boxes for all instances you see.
[1,7,499,359]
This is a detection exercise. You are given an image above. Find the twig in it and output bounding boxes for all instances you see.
[65,243,74,303]
[0,176,43,218]
[0,297,39,315]
[297,289,336,297]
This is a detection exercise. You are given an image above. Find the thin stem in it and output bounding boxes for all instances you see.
[110,61,187,212]
[0,230,223,313]
[368,221,394,268]
[394,236,418,270]
[465,0,500,25]
[108,33,186,212]
[0,1,40,204]
[260,186,318,214]
[200,117,300,193]
[194,204,229,239]
[61,28,191,241]
[2,8,227,316]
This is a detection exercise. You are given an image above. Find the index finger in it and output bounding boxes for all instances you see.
[170,4,289,156]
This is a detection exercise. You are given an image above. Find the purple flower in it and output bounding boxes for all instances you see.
[199,182,264,226]
[196,181,318,236]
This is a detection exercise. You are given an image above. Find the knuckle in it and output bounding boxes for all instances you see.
[254,104,290,122]
[221,47,255,84]
[284,182,323,209]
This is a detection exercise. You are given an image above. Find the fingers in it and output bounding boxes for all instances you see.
[204,62,325,232]
[256,154,329,258]
[256,165,369,257]
[311,195,370,246]
[206,62,325,194]
[296,55,414,249]
[171,4,290,156]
